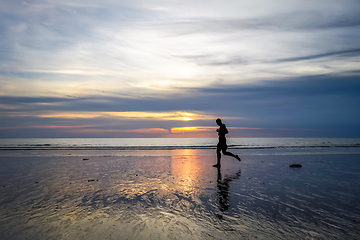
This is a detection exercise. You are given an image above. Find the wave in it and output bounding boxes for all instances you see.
[1,144,360,151]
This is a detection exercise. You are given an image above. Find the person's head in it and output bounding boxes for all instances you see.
[216,118,222,126]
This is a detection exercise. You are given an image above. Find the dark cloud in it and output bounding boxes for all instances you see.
[1,74,359,114]
[1,73,359,137]
[0,96,85,104]
[270,48,360,63]
[196,75,360,126]
[179,54,248,66]
[177,48,360,67]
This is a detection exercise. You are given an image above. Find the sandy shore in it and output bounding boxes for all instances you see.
[0,150,359,239]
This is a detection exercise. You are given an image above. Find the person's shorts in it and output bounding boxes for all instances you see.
[217,141,227,151]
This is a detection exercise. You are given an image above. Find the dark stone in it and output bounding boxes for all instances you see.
[289,164,302,168]
[88,179,95,182]
[82,158,89,161]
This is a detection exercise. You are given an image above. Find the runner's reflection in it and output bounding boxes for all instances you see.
[216,166,241,212]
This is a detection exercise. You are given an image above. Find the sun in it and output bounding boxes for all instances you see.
[182,117,191,121]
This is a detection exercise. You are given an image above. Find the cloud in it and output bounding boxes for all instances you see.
[5,111,217,121]
[178,54,249,66]
[271,48,360,63]
[64,127,169,135]
[171,126,262,134]
[1,0,360,137]
[151,11,360,37]
[1,72,359,137]
[1,73,359,115]
[2,0,359,82]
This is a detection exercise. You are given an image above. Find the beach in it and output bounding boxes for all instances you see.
[0,148,359,239]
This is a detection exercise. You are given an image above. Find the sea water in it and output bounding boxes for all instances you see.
[1,138,360,155]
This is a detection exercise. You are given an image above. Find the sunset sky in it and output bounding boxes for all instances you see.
[1,0,360,138]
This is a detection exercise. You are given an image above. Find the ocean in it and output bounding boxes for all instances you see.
[1,137,360,155]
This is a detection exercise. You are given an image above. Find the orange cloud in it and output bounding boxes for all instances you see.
[171,126,263,133]
[118,128,169,133]
[18,111,218,121]
[64,128,169,134]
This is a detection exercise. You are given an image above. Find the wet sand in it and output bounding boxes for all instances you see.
[0,150,360,239]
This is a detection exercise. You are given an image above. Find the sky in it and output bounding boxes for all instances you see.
[0,0,360,138]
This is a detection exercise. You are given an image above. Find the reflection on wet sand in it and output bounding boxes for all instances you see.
[216,167,241,213]
[0,151,246,239]
[1,151,360,239]
[171,150,204,194]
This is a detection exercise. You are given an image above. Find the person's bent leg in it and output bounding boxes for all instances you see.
[223,151,241,161]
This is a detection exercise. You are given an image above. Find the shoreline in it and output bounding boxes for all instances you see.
[1,147,360,159]
[0,150,359,239]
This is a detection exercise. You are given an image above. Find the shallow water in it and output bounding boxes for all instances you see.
[0,150,359,239]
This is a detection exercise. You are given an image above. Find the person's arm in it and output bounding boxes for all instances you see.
[220,124,228,135]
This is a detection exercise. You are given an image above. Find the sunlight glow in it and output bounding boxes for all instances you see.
[171,126,217,133]
[171,154,202,193]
